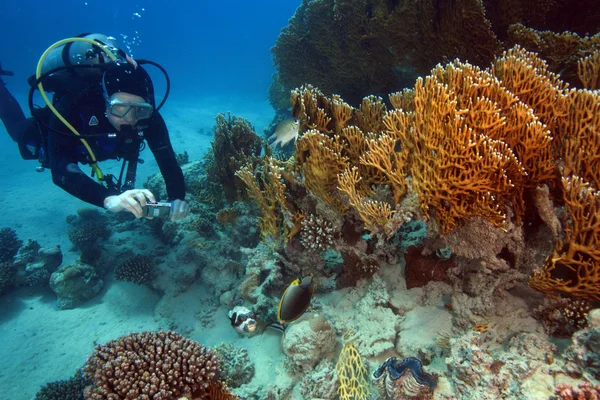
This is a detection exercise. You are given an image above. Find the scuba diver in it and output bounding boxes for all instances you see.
[0,34,190,220]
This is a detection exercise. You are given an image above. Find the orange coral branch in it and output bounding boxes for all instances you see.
[529,176,600,300]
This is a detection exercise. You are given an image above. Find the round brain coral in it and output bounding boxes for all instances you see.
[83,331,221,400]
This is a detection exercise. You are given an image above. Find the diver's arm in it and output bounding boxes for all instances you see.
[144,112,186,201]
[46,117,112,208]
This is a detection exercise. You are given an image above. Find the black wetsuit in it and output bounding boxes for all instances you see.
[0,77,185,208]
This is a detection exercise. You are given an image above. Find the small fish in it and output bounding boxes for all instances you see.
[227,306,257,334]
[268,117,300,148]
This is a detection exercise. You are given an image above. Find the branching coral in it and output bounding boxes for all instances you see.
[235,157,291,246]
[296,129,350,210]
[578,50,600,90]
[554,88,600,189]
[83,331,224,400]
[0,227,22,263]
[115,255,156,286]
[299,213,336,252]
[555,381,600,400]
[506,23,600,87]
[289,46,600,243]
[34,370,90,400]
[206,113,264,205]
[337,167,395,234]
[529,176,600,300]
[384,75,524,233]
[335,330,371,400]
[272,0,502,106]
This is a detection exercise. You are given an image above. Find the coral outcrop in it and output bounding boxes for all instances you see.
[271,0,599,109]
[83,331,224,399]
[34,370,90,400]
[49,262,103,309]
[0,227,22,263]
[114,254,156,286]
[206,113,264,205]
[282,313,337,374]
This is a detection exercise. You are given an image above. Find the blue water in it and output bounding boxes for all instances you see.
[0,0,298,98]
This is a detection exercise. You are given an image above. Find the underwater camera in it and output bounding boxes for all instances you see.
[144,202,171,218]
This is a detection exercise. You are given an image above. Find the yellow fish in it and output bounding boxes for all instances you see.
[268,117,300,148]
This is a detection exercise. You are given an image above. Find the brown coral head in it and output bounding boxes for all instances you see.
[114,255,156,286]
[83,331,221,400]
[216,207,239,228]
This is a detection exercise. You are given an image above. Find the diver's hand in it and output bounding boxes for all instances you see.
[170,199,190,221]
[103,189,156,218]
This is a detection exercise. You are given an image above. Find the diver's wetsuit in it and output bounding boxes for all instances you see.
[0,76,185,208]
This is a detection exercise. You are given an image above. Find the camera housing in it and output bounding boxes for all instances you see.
[144,202,171,218]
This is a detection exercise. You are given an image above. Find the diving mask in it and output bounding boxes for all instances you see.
[108,98,154,120]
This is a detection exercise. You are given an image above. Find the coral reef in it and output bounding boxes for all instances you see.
[271,0,500,107]
[335,329,371,400]
[49,262,103,309]
[563,309,600,380]
[114,254,156,286]
[282,313,337,374]
[34,370,90,400]
[296,360,339,399]
[0,261,15,296]
[13,241,62,288]
[0,227,22,263]
[243,44,600,302]
[446,332,558,399]
[214,343,255,388]
[535,297,594,337]
[206,113,264,205]
[271,0,600,109]
[0,238,62,295]
[83,331,224,399]
[66,209,110,253]
[554,381,600,400]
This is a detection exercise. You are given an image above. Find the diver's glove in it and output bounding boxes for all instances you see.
[0,63,14,76]
[170,199,190,221]
[104,189,156,218]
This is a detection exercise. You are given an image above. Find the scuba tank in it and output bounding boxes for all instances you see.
[29,33,125,92]
[40,33,122,75]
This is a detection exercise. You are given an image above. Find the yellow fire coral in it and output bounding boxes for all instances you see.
[235,157,290,245]
[336,330,371,400]
[291,47,600,238]
[383,74,525,233]
[529,176,600,301]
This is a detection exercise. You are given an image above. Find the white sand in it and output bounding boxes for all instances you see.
[0,93,278,399]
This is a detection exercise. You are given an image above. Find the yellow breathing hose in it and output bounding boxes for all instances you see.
[36,37,119,182]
